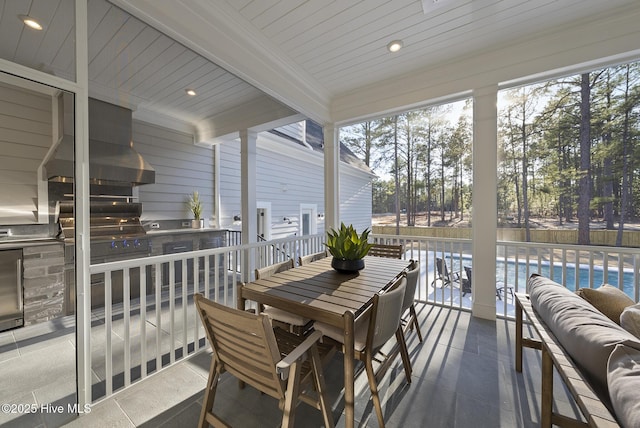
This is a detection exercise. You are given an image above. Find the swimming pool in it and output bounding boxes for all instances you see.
[496,259,636,297]
[431,251,637,298]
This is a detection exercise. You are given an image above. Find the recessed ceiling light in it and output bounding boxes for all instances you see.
[421,0,454,14]
[185,89,197,96]
[18,15,43,31]
[387,40,404,53]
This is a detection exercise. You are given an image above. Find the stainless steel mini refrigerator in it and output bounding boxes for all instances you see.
[0,249,23,332]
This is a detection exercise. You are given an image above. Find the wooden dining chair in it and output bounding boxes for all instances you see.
[298,250,328,266]
[368,243,403,259]
[255,258,294,279]
[401,260,422,342]
[194,294,335,428]
[256,259,312,335]
[314,277,412,428]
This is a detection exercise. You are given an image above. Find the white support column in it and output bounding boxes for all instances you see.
[472,85,498,321]
[75,0,92,408]
[240,129,257,281]
[323,124,340,231]
[213,144,221,228]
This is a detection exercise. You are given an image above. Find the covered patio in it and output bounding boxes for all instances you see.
[58,305,579,428]
[1,1,639,426]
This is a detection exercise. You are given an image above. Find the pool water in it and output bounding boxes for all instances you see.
[496,259,635,298]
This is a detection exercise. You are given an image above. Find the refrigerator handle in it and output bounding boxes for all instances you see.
[17,258,23,311]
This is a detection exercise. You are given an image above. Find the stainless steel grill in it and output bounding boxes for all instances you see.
[57,200,146,241]
[58,200,152,310]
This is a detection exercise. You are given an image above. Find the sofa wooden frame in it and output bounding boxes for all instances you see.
[515,292,619,428]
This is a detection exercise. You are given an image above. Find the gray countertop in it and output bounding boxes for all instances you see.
[0,228,229,249]
[145,228,227,236]
[0,238,63,250]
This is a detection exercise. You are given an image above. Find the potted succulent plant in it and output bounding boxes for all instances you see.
[325,222,374,273]
[187,190,203,229]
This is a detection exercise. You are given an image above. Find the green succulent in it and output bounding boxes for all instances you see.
[324,223,373,260]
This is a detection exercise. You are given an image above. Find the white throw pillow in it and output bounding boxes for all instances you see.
[620,303,640,339]
[608,344,640,428]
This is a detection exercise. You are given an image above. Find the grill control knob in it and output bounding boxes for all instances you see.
[123,239,129,248]
[111,241,118,249]
[134,239,140,247]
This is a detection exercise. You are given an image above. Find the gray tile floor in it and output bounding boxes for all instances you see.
[50,304,583,428]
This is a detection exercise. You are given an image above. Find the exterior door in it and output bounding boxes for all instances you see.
[300,204,317,236]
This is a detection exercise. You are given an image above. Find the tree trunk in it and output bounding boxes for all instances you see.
[521,111,531,242]
[393,116,400,235]
[616,65,632,247]
[577,73,591,245]
[602,71,614,229]
[440,157,445,222]
[426,127,432,226]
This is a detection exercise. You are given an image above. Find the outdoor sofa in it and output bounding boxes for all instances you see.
[516,274,640,427]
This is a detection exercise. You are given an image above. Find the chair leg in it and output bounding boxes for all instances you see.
[396,328,413,381]
[309,344,335,428]
[282,360,302,428]
[410,305,423,342]
[364,354,386,428]
[199,359,220,428]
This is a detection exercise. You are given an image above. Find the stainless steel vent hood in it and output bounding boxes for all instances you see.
[46,98,155,186]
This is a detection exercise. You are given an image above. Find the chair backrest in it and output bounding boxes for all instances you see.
[464,266,472,286]
[194,294,285,399]
[369,243,403,259]
[436,257,450,278]
[402,261,419,312]
[369,277,406,350]
[255,259,294,280]
[298,250,328,266]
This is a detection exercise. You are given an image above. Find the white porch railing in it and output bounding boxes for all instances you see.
[371,234,640,319]
[86,231,640,403]
[87,234,325,403]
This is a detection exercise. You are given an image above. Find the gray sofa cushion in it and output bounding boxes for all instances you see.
[576,284,634,324]
[608,344,640,428]
[620,303,640,339]
[528,274,640,401]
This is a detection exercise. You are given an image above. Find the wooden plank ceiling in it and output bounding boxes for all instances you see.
[1,0,638,130]
[0,0,283,131]
[222,0,636,96]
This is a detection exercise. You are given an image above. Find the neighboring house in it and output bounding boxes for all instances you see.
[218,120,375,240]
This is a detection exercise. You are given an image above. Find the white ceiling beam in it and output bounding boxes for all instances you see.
[111,0,331,124]
[195,94,300,144]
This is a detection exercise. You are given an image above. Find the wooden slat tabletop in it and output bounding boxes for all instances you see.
[241,256,411,327]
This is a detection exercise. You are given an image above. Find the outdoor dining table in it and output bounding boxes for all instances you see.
[238,255,412,428]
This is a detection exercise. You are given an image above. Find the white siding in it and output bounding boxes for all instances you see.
[0,82,51,224]
[340,168,373,232]
[218,141,241,228]
[275,122,304,141]
[133,121,215,221]
[218,132,373,239]
[257,145,324,239]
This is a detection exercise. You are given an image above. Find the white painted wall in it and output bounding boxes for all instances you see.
[0,82,52,224]
[133,120,215,222]
[340,167,373,233]
[218,132,373,239]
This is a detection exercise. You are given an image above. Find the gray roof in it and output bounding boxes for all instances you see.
[270,120,373,175]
